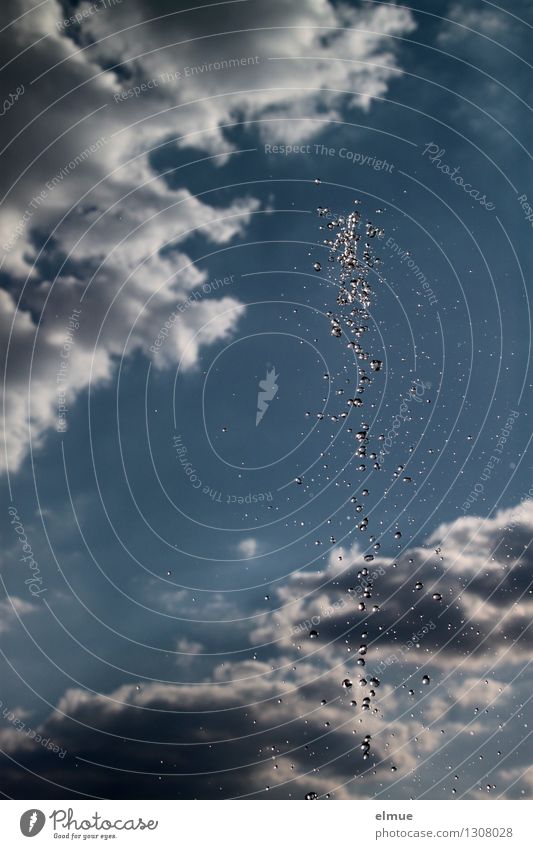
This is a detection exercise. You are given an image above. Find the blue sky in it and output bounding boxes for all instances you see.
[0,0,532,799]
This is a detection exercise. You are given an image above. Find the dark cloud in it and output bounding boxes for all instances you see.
[2,500,532,798]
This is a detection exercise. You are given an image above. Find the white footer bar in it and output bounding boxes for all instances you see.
[2,799,531,847]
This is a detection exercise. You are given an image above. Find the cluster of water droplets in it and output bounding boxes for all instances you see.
[299,194,440,798]
[302,200,391,787]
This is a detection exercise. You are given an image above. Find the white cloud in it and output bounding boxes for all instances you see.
[3,651,516,798]
[0,0,415,475]
[437,4,509,45]
[2,498,532,797]
[176,638,204,654]
[237,537,258,557]
[498,766,533,798]
[0,595,36,634]
[428,499,533,572]
[249,500,533,671]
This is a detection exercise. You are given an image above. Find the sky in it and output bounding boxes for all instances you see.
[0,0,532,800]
